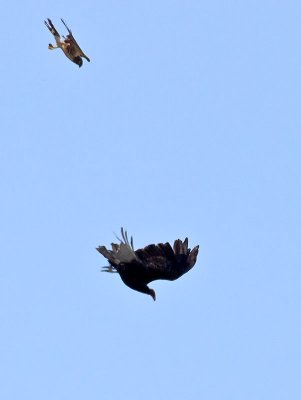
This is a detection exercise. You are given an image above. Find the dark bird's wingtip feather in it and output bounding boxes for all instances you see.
[187,245,199,267]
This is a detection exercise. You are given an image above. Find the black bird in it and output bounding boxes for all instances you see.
[96,228,199,301]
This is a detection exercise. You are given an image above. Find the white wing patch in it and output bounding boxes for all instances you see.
[115,228,137,263]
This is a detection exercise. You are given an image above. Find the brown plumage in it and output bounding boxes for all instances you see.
[96,228,199,301]
[44,18,90,67]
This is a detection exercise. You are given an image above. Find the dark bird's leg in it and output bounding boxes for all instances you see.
[102,266,118,273]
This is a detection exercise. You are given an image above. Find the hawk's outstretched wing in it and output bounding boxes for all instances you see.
[60,19,90,63]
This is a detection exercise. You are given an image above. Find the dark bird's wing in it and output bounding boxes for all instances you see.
[96,228,137,271]
[61,19,90,62]
[135,239,199,283]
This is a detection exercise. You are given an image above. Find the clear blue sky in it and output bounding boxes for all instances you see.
[1,1,300,399]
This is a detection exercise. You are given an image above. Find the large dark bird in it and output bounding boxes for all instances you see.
[44,18,90,67]
[96,228,199,301]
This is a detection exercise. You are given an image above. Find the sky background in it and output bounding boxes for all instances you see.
[0,1,300,399]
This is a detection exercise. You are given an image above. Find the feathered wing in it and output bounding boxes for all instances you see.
[96,228,138,271]
[135,239,199,283]
[61,19,90,62]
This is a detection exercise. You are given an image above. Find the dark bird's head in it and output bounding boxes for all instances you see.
[148,288,156,301]
[73,56,83,67]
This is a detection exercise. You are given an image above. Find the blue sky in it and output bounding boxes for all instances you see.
[1,1,300,399]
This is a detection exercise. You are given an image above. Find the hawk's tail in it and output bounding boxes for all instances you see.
[44,18,60,38]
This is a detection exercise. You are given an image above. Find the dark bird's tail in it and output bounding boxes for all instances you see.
[96,246,118,268]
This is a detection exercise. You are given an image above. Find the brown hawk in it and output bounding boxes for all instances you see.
[44,18,90,67]
[96,228,199,301]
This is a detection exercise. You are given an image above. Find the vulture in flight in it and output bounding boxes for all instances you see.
[96,228,199,301]
[44,18,90,67]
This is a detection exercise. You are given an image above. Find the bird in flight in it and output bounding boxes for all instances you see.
[44,18,90,67]
[96,228,199,301]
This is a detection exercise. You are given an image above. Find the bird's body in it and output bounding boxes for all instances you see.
[96,228,199,300]
[44,18,90,67]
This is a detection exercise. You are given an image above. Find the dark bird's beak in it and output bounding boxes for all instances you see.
[149,289,156,301]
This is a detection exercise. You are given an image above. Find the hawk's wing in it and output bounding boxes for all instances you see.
[61,19,90,62]
[134,239,199,283]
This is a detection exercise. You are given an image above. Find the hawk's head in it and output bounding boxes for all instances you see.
[73,56,83,68]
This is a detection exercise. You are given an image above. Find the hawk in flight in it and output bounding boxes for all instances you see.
[44,18,90,67]
[97,228,199,301]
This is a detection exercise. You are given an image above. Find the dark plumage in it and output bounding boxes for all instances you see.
[96,228,199,301]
